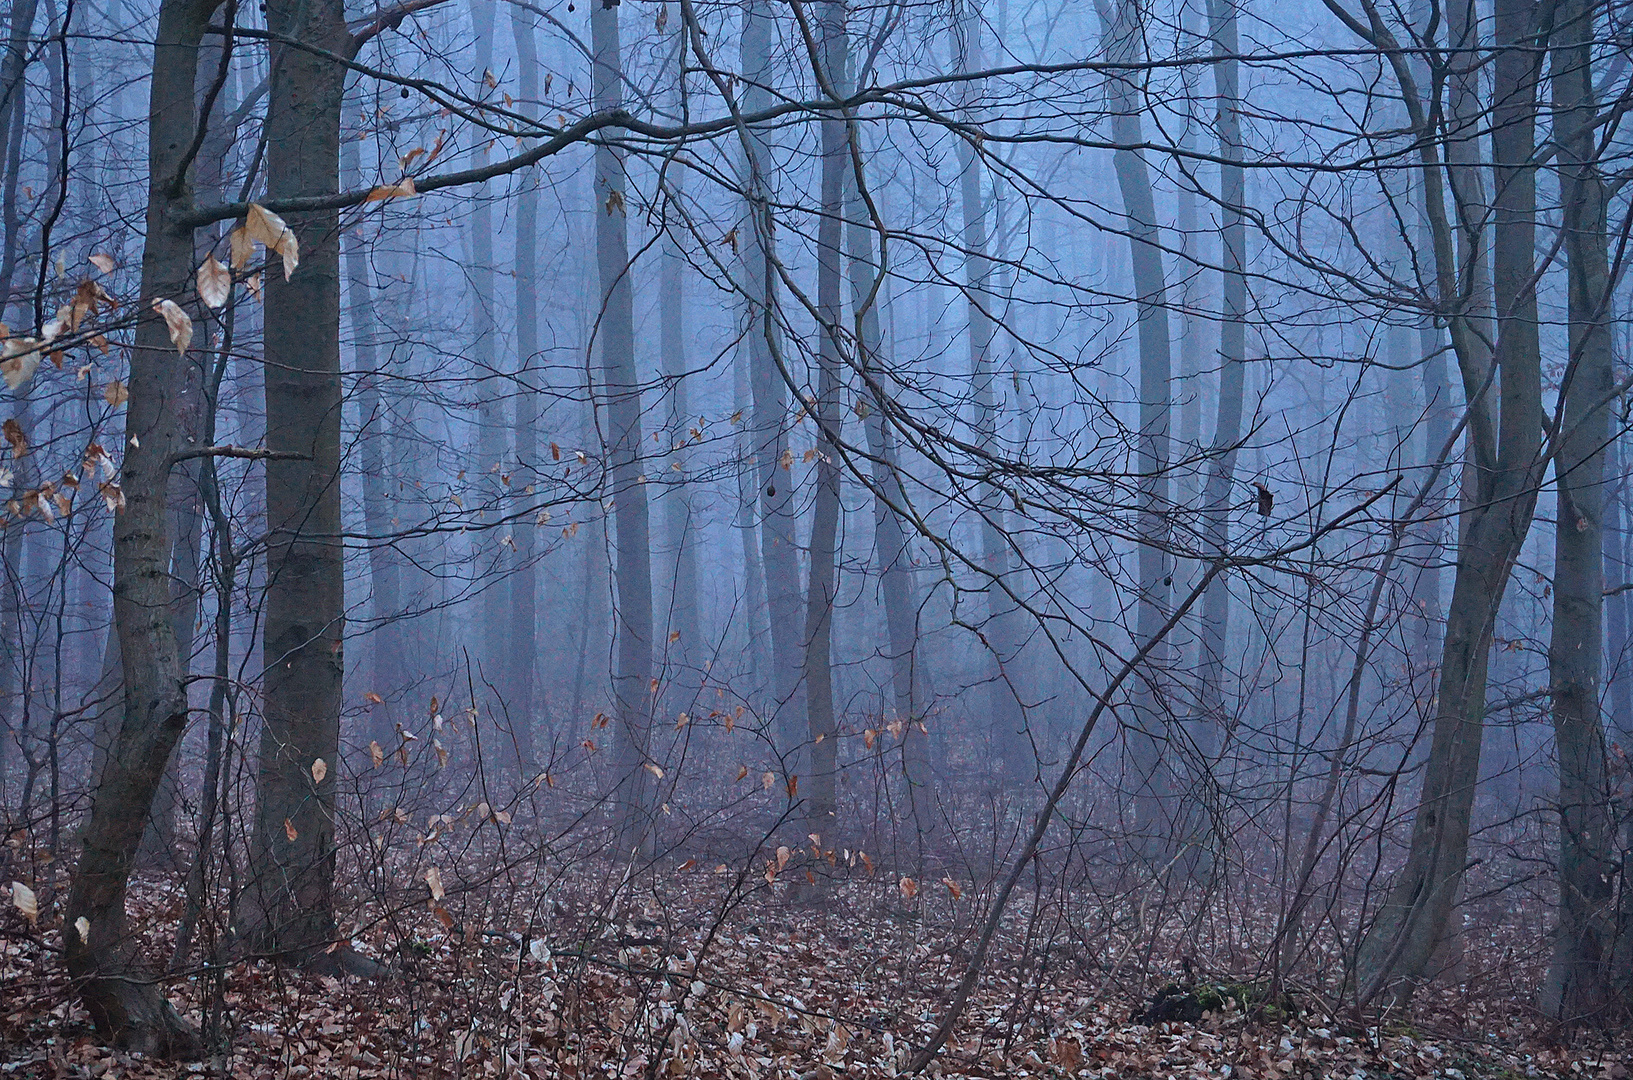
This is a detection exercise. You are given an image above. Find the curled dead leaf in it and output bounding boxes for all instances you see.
[103,380,128,408]
[425,866,445,901]
[151,298,192,354]
[11,881,37,926]
[245,204,300,279]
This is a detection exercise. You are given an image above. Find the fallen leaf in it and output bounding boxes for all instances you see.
[11,881,37,926]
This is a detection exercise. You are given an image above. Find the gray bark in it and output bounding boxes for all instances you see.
[1540,0,1617,1021]
[244,0,352,965]
[591,0,656,855]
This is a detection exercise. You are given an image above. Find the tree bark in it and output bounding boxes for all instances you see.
[244,0,351,965]
[801,0,849,854]
[1350,0,1549,1003]
[510,1,541,772]
[61,0,221,1054]
[1540,0,1617,1021]
[591,0,656,857]
[955,0,1025,781]
[1097,0,1174,847]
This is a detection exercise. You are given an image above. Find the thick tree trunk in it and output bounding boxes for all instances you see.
[1540,0,1617,1022]
[61,0,220,1054]
[1353,0,1547,1003]
[510,2,541,772]
[244,0,351,965]
[1097,0,1174,846]
[591,0,656,856]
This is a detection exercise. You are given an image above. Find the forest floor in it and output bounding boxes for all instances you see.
[1,854,1624,1080]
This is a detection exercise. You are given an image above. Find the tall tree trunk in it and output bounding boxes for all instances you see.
[61,0,220,1054]
[1351,0,1548,1002]
[845,132,923,797]
[802,0,849,852]
[245,0,351,966]
[1097,0,1174,846]
[510,2,541,772]
[1540,0,1616,1021]
[591,0,656,856]
[1194,0,1246,768]
[467,0,508,724]
[342,121,402,751]
[955,0,1025,780]
[740,0,805,766]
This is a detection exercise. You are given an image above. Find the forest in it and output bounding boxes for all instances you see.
[0,0,1630,1073]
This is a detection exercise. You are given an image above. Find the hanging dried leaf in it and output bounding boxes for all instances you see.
[229,227,252,269]
[74,915,90,942]
[99,481,125,513]
[10,881,37,926]
[197,256,231,308]
[245,204,300,279]
[3,419,26,458]
[284,818,299,842]
[364,177,417,202]
[88,253,116,274]
[734,765,748,782]
[425,866,445,902]
[644,762,664,779]
[364,691,384,704]
[942,876,963,900]
[761,771,775,791]
[899,876,918,901]
[103,380,128,408]
[311,758,328,783]
[152,298,192,354]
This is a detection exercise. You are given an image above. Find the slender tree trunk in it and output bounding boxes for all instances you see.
[244,0,351,966]
[1097,0,1174,846]
[510,2,541,772]
[467,0,508,723]
[591,0,656,856]
[740,0,805,767]
[61,0,221,1054]
[1194,0,1246,767]
[955,0,1025,781]
[342,122,402,751]
[845,134,923,794]
[801,0,849,853]
[1540,0,1616,1021]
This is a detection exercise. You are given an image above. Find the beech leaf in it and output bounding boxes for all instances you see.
[152,298,192,354]
[88,253,116,274]
[311,758,328,784]
[284,818,299,842]
[197,256,231,308]
[103,380,128,408]
[426,866,445,901]
[245,204,300,279]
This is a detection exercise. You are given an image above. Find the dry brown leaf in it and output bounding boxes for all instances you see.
[1,341,43,391]
[369,740,384,768]
[284,818,299,842]
[151,298,192,354]
[88,253,115,274]
[98,481,125,513]
[10,881,36,926]
[899,876,917,900]
[310,758,328,784]
[103,380,128,408]
[364,177,418,202]
[426,866,445,901]
[245,204,300,279]
[197,256,231,308]
[3,418,26,458]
